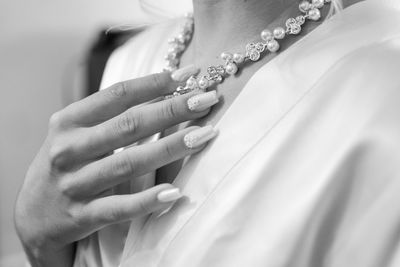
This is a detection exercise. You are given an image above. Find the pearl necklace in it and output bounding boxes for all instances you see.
[164,0,331,97]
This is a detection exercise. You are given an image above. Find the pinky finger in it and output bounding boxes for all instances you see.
[84,184,182,226]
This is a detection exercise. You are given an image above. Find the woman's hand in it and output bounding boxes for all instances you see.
[14,69,219,267]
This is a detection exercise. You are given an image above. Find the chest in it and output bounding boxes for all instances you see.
[155,59,270,185]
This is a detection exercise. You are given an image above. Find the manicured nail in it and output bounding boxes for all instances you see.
[171,64,200,82]
[157,188,182,203]
[187,91,219,112]
[184,125,218,149]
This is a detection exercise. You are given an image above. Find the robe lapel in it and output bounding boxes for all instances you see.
[121,1,400,264]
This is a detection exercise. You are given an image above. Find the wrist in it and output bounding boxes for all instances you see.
[22,242,75,267]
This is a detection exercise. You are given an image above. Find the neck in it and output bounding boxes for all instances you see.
[189,0,293,61]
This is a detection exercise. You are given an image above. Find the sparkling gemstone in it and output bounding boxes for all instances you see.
[261,29,274,41]
[176,43,186,52]
[296,15,306,25]
[233,53,245,64]
[308,8,321,21]
[286,18,296,27]
[167,38,177,44]
[312,0,325,8]
[164,52,177,60]
[168,59,179,67]
[246,43,256,51]
[186,76,198,89]
[207,66,225,82]
[176,34,185,43]
[215,76,223,83]
[248,50,261,61]
[225,62,238,75]
[176,86,185,92]
[273,27,286,39]
[168,47,178,54]
[291,25,302,34]
[267,40,280,52]
[220,52,233,61]
[198,76,209,89]
[254,42,264,52]
[299,1,311,12]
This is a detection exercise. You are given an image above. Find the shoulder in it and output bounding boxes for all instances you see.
[331,37,400,108]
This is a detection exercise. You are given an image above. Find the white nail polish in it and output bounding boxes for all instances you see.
[184,125,218,149]
[171,64,200,82]
[187,91,219,112]
[157,188,182,203]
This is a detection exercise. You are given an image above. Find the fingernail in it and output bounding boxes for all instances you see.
[187,91,219,112]
[157,188,182,203]
[184,125,218,149]
[171,64,200,82]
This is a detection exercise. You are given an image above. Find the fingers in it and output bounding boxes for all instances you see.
[66,126,218,197]
[83,184,183,226]
[75,90,219,161]
[61,65,200,126]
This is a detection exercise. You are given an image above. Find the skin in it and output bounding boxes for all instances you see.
[14,73,215,267]
[15,0,363,266]
[158,0,362,184]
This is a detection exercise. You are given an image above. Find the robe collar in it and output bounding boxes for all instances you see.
[121,0,400,264]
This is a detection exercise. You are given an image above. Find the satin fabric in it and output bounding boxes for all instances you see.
[74,0,400,266]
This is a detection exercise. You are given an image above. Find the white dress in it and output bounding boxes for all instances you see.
[74,0,400,266]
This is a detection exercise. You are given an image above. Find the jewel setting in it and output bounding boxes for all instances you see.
[165,0,331,97]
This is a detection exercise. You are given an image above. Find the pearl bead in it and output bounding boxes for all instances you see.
[261,29,273,41]
[299,1,311,12]
[198,76,209,89]
[308,8,321,21]
[312,0,324,8]
[267,40,280,53]
[215,76,223,83]
[177,34,185,44]
[220,52,233,61]
[225,62,238,75]
[186,76,198,89]
[273,27,286,40]
[233,53,245,64]
[167,47,177,54]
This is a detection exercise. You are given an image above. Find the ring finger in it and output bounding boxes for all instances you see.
[64,125,218,197]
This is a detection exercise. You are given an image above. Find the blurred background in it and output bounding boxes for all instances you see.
[0,0,189,266]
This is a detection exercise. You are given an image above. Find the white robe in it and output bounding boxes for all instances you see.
[74,0,400,266]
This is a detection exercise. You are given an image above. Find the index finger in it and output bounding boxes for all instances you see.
[62,65,199,126]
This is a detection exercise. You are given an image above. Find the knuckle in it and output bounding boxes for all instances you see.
[163,142,176,159]
[105,206,123,222]
[149,73,164,90]
[48,139,73,171]
[48,111,65,130]
[58,178,78,197]
[115,112,141,136]
[138,197,152,215]
[109,156,136,178]
[161,99,180,119]
[68,204,87,226]
[110,82,128,98]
